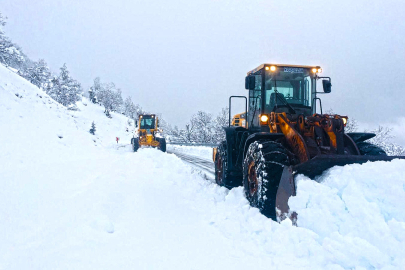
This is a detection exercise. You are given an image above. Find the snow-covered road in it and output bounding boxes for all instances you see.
[167,148,215,178]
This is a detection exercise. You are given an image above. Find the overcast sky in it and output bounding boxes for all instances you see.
[2,0,405,129]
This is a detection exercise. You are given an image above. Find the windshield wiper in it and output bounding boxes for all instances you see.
[274,79,297,114]
[250,95,261,128]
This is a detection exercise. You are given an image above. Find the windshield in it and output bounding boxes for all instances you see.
[140,117,155,129]
[264,68,313,113]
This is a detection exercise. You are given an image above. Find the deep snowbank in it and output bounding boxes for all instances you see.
[290,160,405,268]
[1,64,405,270]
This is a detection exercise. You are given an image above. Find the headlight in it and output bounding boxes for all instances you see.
[342,117,347,126]
[260,114,269,123]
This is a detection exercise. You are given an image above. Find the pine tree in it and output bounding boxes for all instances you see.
[105,110,112,118]
[47,64,82,106]
[0,13,25,69]
[20,59,51,89]
[88,89,96,103]
[89,77,102,103]
[89,121,96,135]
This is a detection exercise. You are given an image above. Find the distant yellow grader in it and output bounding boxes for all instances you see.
[131,114,166,152]
[231,112,247,128]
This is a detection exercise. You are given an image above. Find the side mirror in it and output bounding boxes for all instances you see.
[135,120,138,126]
[245,76,256,90]
[322,80,332,93]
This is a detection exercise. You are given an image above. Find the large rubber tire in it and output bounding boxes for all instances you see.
[356,142,387,156]
[243,141,291,220]
[215,141,227,187]
[133,138,139,152]
[215,141,243,189]
[158,138,166,152]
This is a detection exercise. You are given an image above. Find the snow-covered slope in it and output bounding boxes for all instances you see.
[1,63,405,270]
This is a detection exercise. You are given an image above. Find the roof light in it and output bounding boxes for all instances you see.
[312,68,318,73]
[265,66,277,71]
[317,68,322,73]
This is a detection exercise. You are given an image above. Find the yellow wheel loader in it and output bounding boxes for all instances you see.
[131,114,166,152]
[213,63,405,222]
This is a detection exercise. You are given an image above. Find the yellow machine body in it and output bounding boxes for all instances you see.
[131,114,166,152]
[137,114,160,148]
[212,63,405,222]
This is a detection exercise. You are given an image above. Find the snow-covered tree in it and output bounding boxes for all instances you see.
[46,64,82,107]
[19,59,51,89]
[90,78,125,116]
[89,77,102,104]
[0,13,25,69]
[89,121,96,135]
[185,123,197,142]
[111,88,123,112]
[367,126,405,156]
[98,82,116,115]
[163,108,229,144]
[190,111,214,143]
[123,96,137,119]
[212,107,228,143]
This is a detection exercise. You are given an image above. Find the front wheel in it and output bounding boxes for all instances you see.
[215,141,227,187]
[243,141,291,220]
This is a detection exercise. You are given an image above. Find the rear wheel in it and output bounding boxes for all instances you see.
[356,142,387,156]
[133,138,139,152]
[243,141,291,220]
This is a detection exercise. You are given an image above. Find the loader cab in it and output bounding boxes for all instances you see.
[245,64,327,130]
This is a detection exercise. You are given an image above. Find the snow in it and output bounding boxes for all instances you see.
[167,144,213,160]
[1,63,405,269]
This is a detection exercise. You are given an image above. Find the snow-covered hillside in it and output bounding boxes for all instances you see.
[1,63,405,270]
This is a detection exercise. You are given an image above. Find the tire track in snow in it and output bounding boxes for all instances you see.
[168,150,215,178]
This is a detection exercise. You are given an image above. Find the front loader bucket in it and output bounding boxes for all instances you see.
[276,155,405,222]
